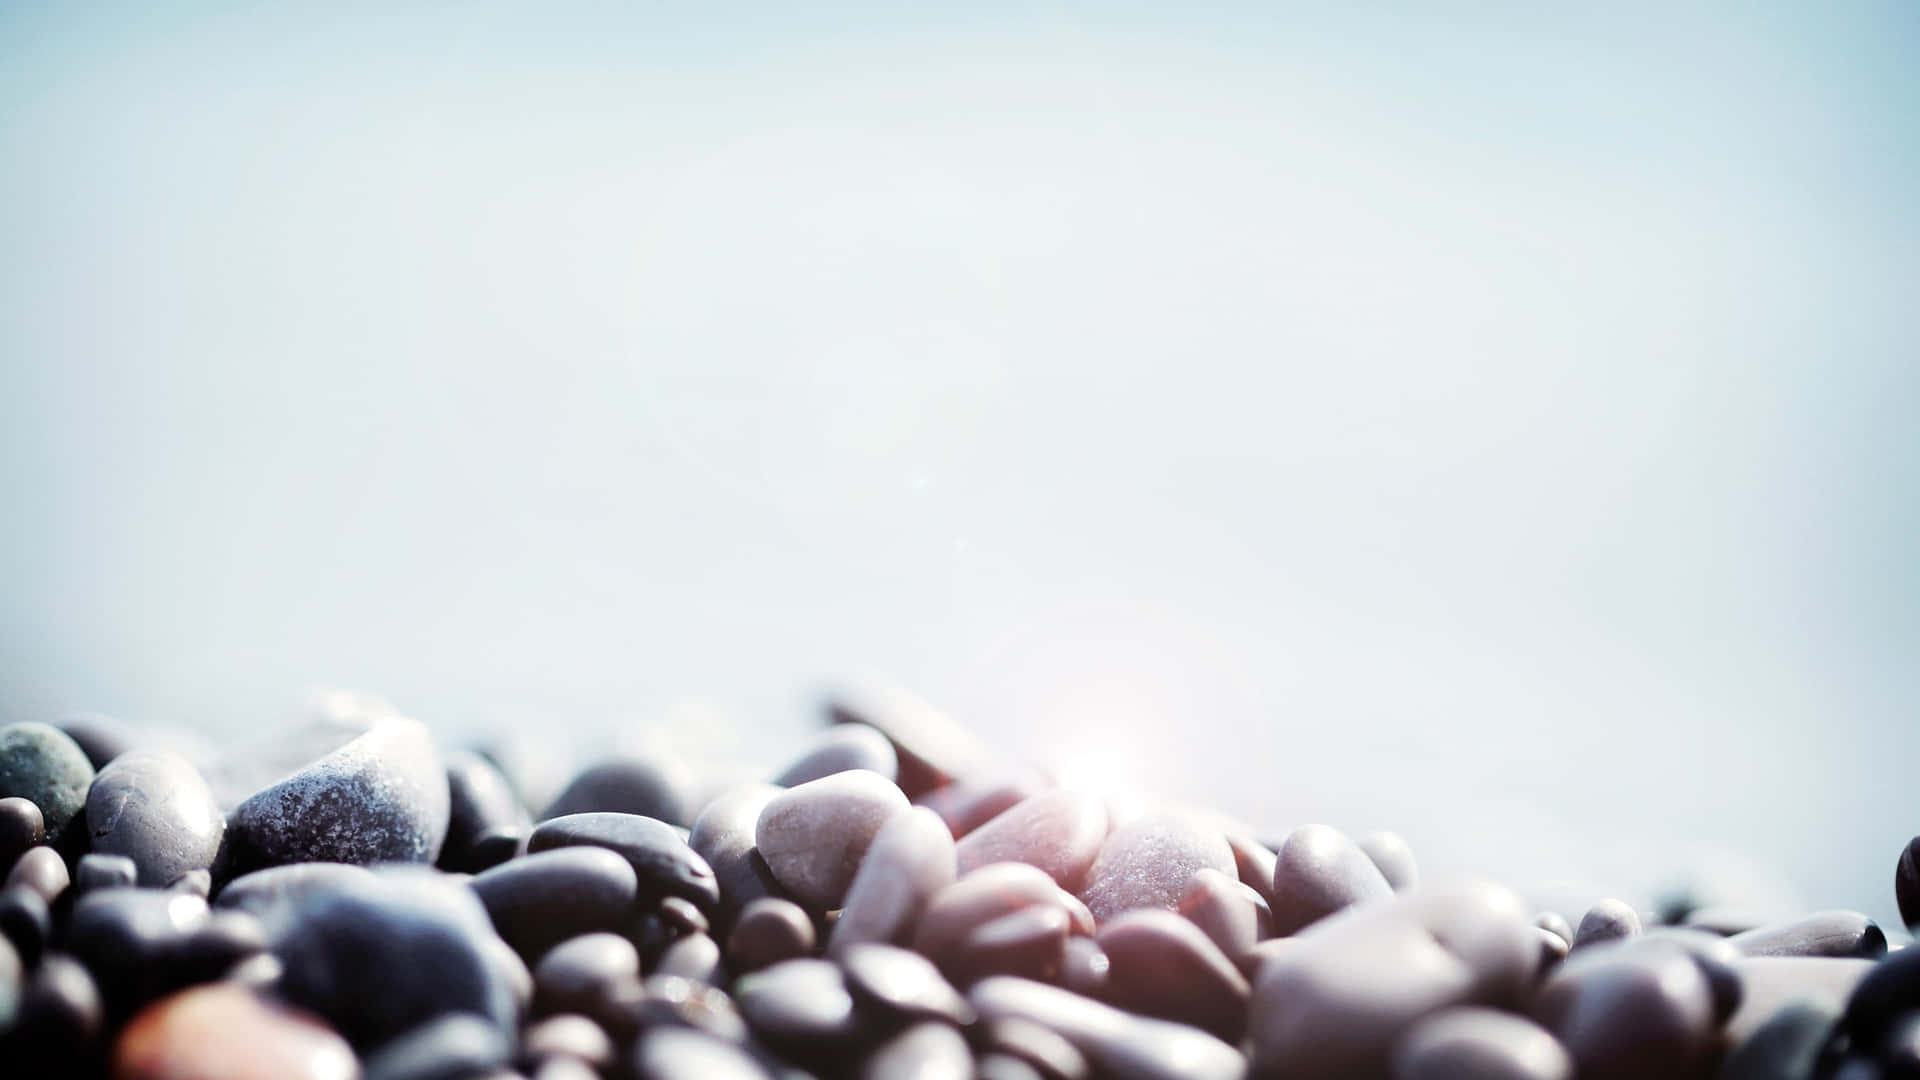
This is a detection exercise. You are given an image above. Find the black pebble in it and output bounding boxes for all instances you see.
[541,760,690,828]
[440,751,532,875]
[471,848,638,963]
[528,812,718,911]
[0,797,45,875]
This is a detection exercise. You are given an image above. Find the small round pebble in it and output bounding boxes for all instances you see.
[76,852,140,893]
[912,862,1063,970]
[733,958,863,1048]
[727,897,817,973]
[1719,998,1842,1080]
[521,1013,616,1069]
[1899,837,1920,931]
[979,1017,1091,1080]
[1392,1006,1573,1080]
[532,932,638,1018]
[527,812,719,911]
[85,750,226,886]
[950,902,1070,985]
[0,721,96,843]
[1358,829,1420,893]
[0,883,52,966]
[469,847,639,961]
[688,783,790,931]
[1533,939,1716,1079]
[1571,898,1641,949]
[755,769,909,910]
[441,750,532,874]
[6,845,70,902]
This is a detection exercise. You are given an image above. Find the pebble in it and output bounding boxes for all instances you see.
[955,790,1107,890]
[755,769,909,910]
[531,932,638,1019]
[77,852,140,893]
[918,776,1041,839]
[687,784,791,931]
[1533,937,1716,1080]
[827,685,992,800]
[631,1025,773,1080]
[840,942,976,1026]
[1061,936,1110,999]
[1726,956,1875,1044]
[541,758,690,828]
[912,862,1063,971]
[1225,832,1280,907]
[1268,823,1394,936]
[1727,909,1887,959]
[1097,907,1251,1042]
[527,812,719,911]
[832,806,956,957]
[1841,942,1920,1049]
[733,958,864,1050]
[1900,837,1920,931]
[1179,867,1263,961]
[441,750,532,874]
[362,1012,511,1080]
[1078,810,1236,924]
[726,897,817,973]
[111,983,358,1080]
[655,932,724,984]
[950,902,1070,985]
[6,843,70,902]
[862,1021,972,1080]
[630,972,750,1043]
[59,712,140,770]
[1719,998,1842,1080]
[1533,911,1573,946]
[469,847,638,961]
[978,1017,1091,1080]
[65,887,212,1019]
[224,715,450,877]
[969,975,1248,1080]
[1358,829,1420,893]
[1391,1006,1573,1080]
[214,862,378,938]
[85,750,227,887]
[0,883,51,966]
[521,1013,615,1069]
[0,721,96,844]
[775,723,899,787]
[1571,898,1641,949]
[9,953,106,1069]
[0,795,46,871]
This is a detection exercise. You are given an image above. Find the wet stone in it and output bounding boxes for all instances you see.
[1358,829,1419,893]
[1571,898,1641,950]
[1269,824,1394,936]
[727,897,817,973]
[541,757,691,828]
[862,1021,972,1080]
[531,932,638,1019]
[1392,1006,1573,1080]
[364,1012,511,1080]
[85,750,226,887]
[76,852,139,893]
[840,943,976,1027]
[521,1013,615,1069]
[470,846,638,961]
[911,863,1062,971]
[112,982,358,1080]
[950,902,1069,985]
[1727,910,1886,959]
[1097,907,1251,1043]
[833,806,956,958]
[756,769,909,911]
[776,723,899,787]
[734,958,864,1050]
[1078,810,1236,924]
[1719,998,1842,1080]
[0,796,45,873]
[527,812,718,911]
[223,714,451,878]
[441,750,532,875]
[631,1025,774,1080]
[955,790,1107,891]
[7,845,70,902]
[687,783,790,932]
[0,722,96,845]
[969,975,1247,1080]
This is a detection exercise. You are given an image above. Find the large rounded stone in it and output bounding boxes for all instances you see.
[1079,810,1235,924]
[223,715,450,878]
[469,847,637,961]
[755,770,909,910]
[112,983,358,1080]
[955,790,1107,891]
[832,806,956,957]
[0,722,96,844]
[1533,940,1717,1080]
[1269,824,1393,936]
[85,751,225,887]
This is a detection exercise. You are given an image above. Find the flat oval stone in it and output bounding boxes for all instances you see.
[523,1013,615,1068]
[1099,908,1251,1042]
[727,897,817,973]
[832,806,956,957]
[1178,869,1262,962]
[1078,810,1235,924]
[979,1017,1091,1080]
[113,983,358,1080]
[1269,824,1393,936]
[755,770,909,910]
[223,715,450,877]
[826,685,991,800]
[688,784,790,932]
[1727,910,1886,959]
[955,791,1107,891]
[1392,1006,1572,1080]
[969,976,1247,1080]
[840,943,975,1026]
[532,932,638,1018]
[471,848,638,961]
[1533,941,1716,1080]
[77,853,140,893]
[86,751,225,887]
[363,1012,510,1080]
[775,724,898,788]
[861,1021,972,1080]
[1899,837,1920,931]
[0,722,96,844]
[1719,998,1841,1080]
[0,796,46,872]
[541,758,691,827]
[440,751,531,874]
[274,877,517,1048]
[528,812,718,911]
[631,1026,773,1080]
[6,845,70,902]
[734,958,864,1049]
[912,863,1062,970]
[950,903,1070,985]
[1358,830,1419,893]
[1571,899,1641,950]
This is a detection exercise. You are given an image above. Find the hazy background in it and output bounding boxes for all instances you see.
[2,3,1915,931]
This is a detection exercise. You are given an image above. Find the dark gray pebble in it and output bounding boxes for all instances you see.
[632,1025,774,1080]
[441,750,532,874]
[1533,938,1716,1079]
[862,1021,972,1080]
[223,715,450,877]
[65,886,211,1018]
[541,757,691,828]
[1097,907,1251,1042]
[970,975,1247,1080]
[0,722,95,845]
[0,796,45,873]
[470,847,638,961]
[1392,1006,1572,1080]
[1900,837,1920,931]
[1571,898,1641,949]
[528,812,718,911]
[727,896,817,973]
[7,953,105,1068]
[213,861,377,939]
[1269,824,1393,936]
[734,958,864,1049]
[776,723,899,787]
[365,1012,512,1080]
[840,942,976,1026]
[1358,829,1419,893]
[688,783,791,932]
[84,750,226,886]
[57,713,139,770]
[1079,810,1236,924]
[172,908,269,984]
[1727,910,1886,959]
[521,1013,615,1069]
[1843,944,1920,1049]
[532,932,638,1019]
[1718,998,1841,1080]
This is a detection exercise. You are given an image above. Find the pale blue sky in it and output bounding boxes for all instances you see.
[2,3,1915,929]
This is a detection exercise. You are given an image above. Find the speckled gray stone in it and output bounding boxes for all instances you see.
[223,715,450,878]
[1078,810,1236,924]
[0,722,96,844]
[84,750,225,886]
[755,770,908,910]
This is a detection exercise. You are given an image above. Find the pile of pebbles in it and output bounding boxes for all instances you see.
[0,691,1916,1080]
